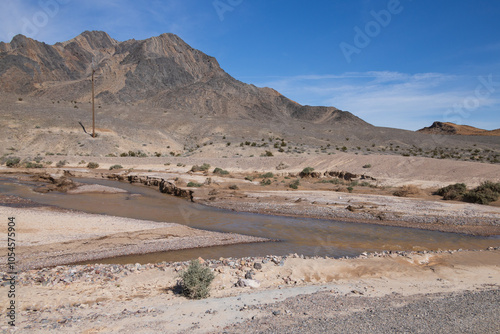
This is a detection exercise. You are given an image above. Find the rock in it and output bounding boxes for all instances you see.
[245,271,255,279]
[236,279,260,288]
[253,262,263,270]
[272,310,282,316]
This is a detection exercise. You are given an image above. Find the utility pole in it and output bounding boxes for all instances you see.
[91,57,96,138]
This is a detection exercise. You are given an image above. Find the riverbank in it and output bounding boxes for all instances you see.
[0,205,269,271]
[1,249,498,333]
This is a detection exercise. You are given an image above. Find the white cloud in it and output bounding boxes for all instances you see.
[253,71,500,130]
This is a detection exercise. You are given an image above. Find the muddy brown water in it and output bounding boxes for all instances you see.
[1,176,498,264]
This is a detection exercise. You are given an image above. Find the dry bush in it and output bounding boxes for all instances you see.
[393,185,421,197]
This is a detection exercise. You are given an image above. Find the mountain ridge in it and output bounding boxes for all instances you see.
[0,31,367,127]
[417,121,500,136]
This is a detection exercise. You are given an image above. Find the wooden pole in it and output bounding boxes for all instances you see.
[92,68,95,138]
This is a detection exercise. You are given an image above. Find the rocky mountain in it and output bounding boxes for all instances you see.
[417,122,500,136]
[0,31,367,127]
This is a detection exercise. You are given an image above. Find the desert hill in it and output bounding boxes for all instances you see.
[0,31,365,126]
[0,31,499,161]
[418,122,500,136]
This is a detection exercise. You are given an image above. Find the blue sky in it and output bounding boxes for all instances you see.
[1,0,500,131]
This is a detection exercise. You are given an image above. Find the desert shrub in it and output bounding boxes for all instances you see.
[347,186,353,193]
[87,162,99,169]
[109,164,123,170]
[436,183,467,200]
[276,162,288,170]
[260,179,272,186]
[245,176,255,181]
[228,184,239,190]
[25,162,43,168]
[289,179,300,189]
[120,152,128,157]
[260,172,274,179]
[301,167,315,176]
[393,185,421,197]
[463,181,500,205]
[264,151,273,157]
[362,164,372,168]
[178,260,215,299]
[317,179,344,185]
[5,157,21,167]
[56,160,67,168]
[191,163,210,172]
[213,167,229,175]
[187,182,202,187]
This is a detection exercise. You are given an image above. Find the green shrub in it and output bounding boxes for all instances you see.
[25,162,43,168]
[109,164,123,170]
[187,182,203,187]
[228,184,239,190]
[264,151,273,157]
[56,160,67,168]
[5,157,20,167]
[347,186,353,193]
[289,179,300,189]
[245,176,255,181]
[87,162,99,169]
[178,260,215,299]
[362,164,372,168]
[191,163,211,172]
[436,183,467,200]
[260,179,272,186]
[259,172,273,179]
[463,181,500,205]
[301,167,315,176]
[213,167,229,175]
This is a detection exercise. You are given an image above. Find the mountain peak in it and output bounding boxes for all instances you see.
[0,31,368,127]
[63,30,117,49]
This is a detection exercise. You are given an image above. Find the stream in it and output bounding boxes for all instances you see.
[1,176,498,263]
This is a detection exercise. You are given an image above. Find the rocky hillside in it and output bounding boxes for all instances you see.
[418,122,500,136]
[0,31,367,127]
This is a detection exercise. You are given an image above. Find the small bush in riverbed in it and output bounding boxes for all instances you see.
[191,163,210,172]
[259,172,274,178]
[393,185,421,197]
[260,179,272,186]
[56,160,67,168]
[25,162,44,168]
[178,260,215,299]
[187,182,203,187]
[109,164,123,170]
[436,183,467,200]
[301,167,315,176]
[289,179,300,189]
[463,181,500,205]
[87,162,99,169]
[5,157,21,167]
[213,167,229,175]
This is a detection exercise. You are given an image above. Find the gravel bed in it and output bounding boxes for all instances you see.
[221,289,500,334]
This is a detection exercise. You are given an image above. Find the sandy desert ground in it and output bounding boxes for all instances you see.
[1,151,500,332]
